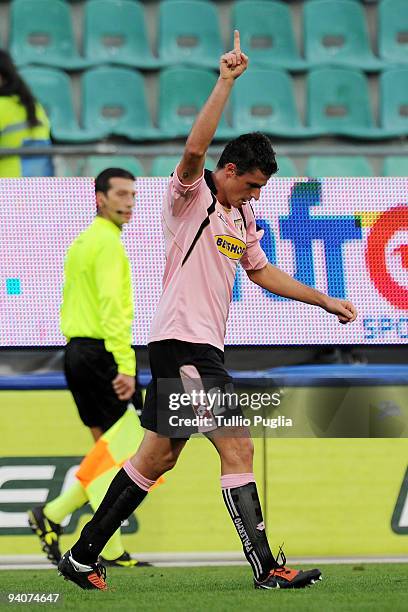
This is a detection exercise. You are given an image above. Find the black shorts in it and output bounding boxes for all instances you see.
[141,339,238,438]
[64,338,142,432]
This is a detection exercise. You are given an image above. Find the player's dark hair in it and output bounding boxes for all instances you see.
[217,132,278,177]
[0,50,41,128]
[95,167,136,194]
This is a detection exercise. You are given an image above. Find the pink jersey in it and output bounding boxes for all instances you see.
[149,167,268,350]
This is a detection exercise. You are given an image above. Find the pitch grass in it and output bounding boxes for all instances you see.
[1,564,407,612]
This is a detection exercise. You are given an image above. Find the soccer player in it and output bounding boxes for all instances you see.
[58,32,357,591]
[29,168,149,569]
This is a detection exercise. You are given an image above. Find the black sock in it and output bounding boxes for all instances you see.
[71,469,147,565]
[222,482,275,581]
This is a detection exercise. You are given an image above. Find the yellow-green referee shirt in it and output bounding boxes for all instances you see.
[60,216,136,376]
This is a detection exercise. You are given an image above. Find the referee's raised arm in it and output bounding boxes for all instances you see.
[177,30,248,187]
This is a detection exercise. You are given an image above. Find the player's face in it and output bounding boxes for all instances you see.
[224,166,269,209]
[96,177,136,228]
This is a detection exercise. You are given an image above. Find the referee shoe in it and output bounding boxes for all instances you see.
[28,505,62,565]
[99,551,152,568]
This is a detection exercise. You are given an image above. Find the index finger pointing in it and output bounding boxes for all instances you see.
[234,30,241,52]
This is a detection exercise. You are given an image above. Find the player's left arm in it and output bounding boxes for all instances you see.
[246,263,357,324]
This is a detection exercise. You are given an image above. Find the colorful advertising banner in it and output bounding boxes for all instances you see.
[1,177,407,346]
[1,390,407,556]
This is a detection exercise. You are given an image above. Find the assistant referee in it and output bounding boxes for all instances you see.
[61,167,138,440]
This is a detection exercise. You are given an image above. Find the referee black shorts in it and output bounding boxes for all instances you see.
[141,339,238,438]
[64,338,142,433]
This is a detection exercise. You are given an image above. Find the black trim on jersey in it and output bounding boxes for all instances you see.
[180,169,217,267]
[182,193,216,266]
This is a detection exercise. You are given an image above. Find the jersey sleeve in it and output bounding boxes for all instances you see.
[94,239,136,376]
[240,206,268,272]
[167,164,207,217]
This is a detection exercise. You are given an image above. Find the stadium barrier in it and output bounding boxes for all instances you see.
[1,365,407,557]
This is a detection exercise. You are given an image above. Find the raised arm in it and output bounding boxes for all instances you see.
[177,30,248,185]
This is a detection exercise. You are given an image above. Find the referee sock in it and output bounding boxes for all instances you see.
[44,480,88,525]
[71,462,155,565]
[221,473,275,581]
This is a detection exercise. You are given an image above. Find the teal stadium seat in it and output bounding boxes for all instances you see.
[275,157,298,176]
[306,156,373,176]
[84,156,145,177]
[232,1,308,71]
[379,68,408,136]
[307,67,378,137]
[379,0,408,65]
[382,156,408,175]
[231,68,323,138]
[151,155,215,176]
[10,0,90,70]
[158,0,222,69]
[84,0,164,68]
[158,67,235,139]
[304,0,383,72]
[81,67,160,140]
[20,67,105,142]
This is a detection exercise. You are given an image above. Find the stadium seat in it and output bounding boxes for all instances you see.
[83,156,145,177]
[379,0,408,65]
[275,156,299,176]
[158,67,235,139]
[382,156,408,175]
[306,156,373,176]
[20,67,106,142]
[83,0,164,69]
[53,157,83,177]
[232,1,308,72]
[307,67,379,137]
[10,0,90,70]
[158,0,222,69]
[304,0,384,72]
[231,68,323,138]
[81,67,160,140]
[151,155,216,176]
[379,68,408,136]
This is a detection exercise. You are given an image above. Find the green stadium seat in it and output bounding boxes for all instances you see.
[83,156,145,177]
[158,67,236,139]
[231,68,323,138]
[306,156,373,176]
[379,0,408,64]
[53,156,84,177]
[81,67,160,140]
[382,156,408,175]
[275,156,299,176]
[83,0,164,69]
[379,68,408,136]
[232,1,308,72]
[307,67,380,137]
[158,0,222,69]
[304,0,384,72]
[151,155,216,176]
[20,66,105,142]
[10,0,90,70]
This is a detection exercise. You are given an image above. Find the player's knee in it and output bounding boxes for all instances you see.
[159,449,180,473]
[221,437,254,469]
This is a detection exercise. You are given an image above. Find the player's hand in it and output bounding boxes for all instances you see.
[220,30,248,81]
[112,373,135,401]
[322,297,357,324]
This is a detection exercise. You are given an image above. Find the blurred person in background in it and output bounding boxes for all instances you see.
[0,50,53,177]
